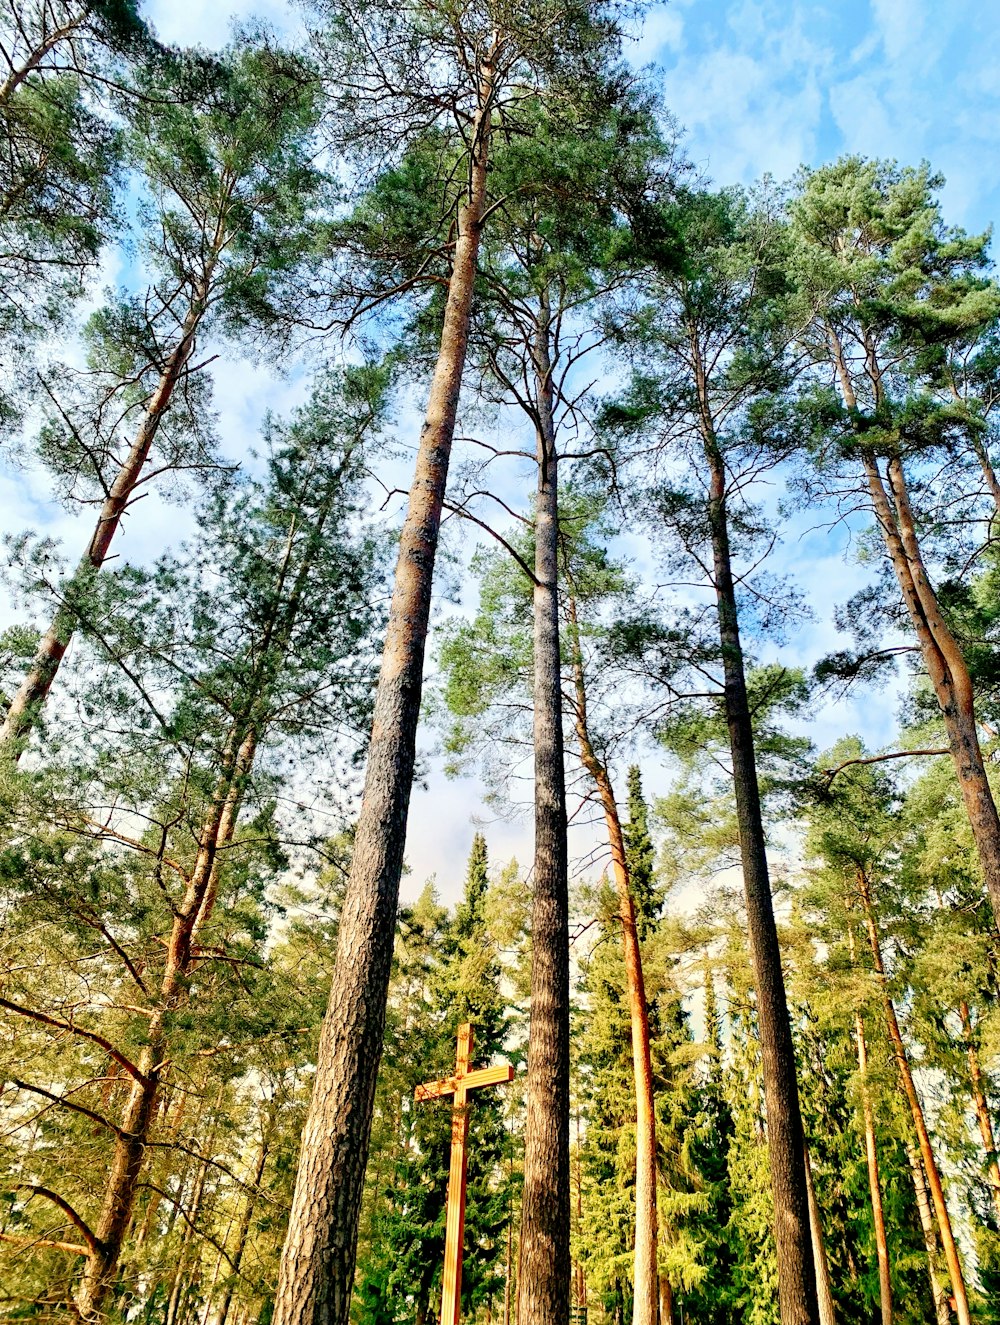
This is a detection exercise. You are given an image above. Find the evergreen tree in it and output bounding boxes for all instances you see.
[601,184,822,1325]
[0,368,388,1317]
[1,32,332,756]
[788,156,1000,937]
[0,0,154,432]
[353,841,514,1324]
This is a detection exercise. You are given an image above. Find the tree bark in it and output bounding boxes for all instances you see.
[697,405,819,1325]
[969,431,1000,517]
[803,1145,837,1325]
[271,59,496,1325]
[74,734,255,1319]
[904,1141,950,1325]
[565,591,658,1325]
[0,294,205,757]
[846,923,892,1325]
[518,279,570,1325]
[860,448,1000,930]
[164,1102,220,1325]
[659,1275,675,1325]
[855,868,970,1325]
[0,15,87,106]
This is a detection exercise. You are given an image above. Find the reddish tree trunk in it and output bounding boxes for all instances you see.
[958,1000,1000,1224]
[846,922,893,1325]
[904,1141,950,1325]
[855,869,969,1325]
[566,592,658,1325]
[803,1145,837,1325]
[74,733,256,1319]
[860,449,1000,931]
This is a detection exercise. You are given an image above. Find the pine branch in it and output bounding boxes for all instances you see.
[20,1186,100,1255]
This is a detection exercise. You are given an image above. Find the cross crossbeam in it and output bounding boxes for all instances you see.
[415,1023,514,1325]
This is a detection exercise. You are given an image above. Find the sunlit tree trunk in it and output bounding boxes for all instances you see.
[75,733,256,1319]
[904,1141,950,1325]
[215,1116,274,1325]
[958,1000,1000,1224]
[565,589,657,1325]
[846,924,892,1325]
[855,868,969,1325]
[803,1145,837,1325]
[0,288,209,757]
[272,59,496,1325]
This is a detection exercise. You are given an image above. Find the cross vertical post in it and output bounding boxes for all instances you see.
[440,1022,472,1325]
[415,1022,514,1325]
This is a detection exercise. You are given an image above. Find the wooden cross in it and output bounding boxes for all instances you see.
[415,1022,514,1325]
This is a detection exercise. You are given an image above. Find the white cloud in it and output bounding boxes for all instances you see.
[827,73,895,158]
[870,0,928,64]
[666,48,822,185]
[627,3,685,65]
[145,0,297,48]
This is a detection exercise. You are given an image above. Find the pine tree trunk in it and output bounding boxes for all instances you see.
[803,1145,837,1325]
[968,430,1000,516]
[0,295,205,757]
[861,449,1000,930]
[518,280,570,1325]
[75,737,255,1319]
[566,593,657,1325]
[504,1206,513,1325]
[851,993,893,1323]
[271,63,496,1325]
[0,15,90,105]
[958,1000,1000,1224]
[698,417,818,1325]
[855,869,969,1324]
[164,1127,215,1325]
[659,1275,675,1325]
[846,922,892,1325]
[904,1141,950,1325]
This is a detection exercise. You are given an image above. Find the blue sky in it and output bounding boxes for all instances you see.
[144,0,1000,238]
[6,0,1000,901]
[632,0,1000,238]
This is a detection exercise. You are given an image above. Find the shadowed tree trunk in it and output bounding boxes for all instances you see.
[573,1108,586,1316]
[272,60,496,1325]
[694,388,819,1324]
[518,280,570,1325]
[565,588,658,1325]
[855,867,969,1325]
[659,1276,675,1325]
